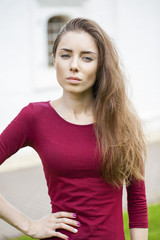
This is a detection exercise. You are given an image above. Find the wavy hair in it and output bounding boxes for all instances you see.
[52,18,146,187]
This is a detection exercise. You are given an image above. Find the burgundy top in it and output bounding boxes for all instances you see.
[0,101,148,240]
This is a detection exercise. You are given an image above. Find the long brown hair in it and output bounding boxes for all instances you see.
[52,18,146,187]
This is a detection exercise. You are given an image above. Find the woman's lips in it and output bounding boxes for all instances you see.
[66,77,81,84]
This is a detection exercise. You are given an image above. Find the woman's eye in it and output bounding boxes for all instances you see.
[83,56,93,62]
[61,54,70,59]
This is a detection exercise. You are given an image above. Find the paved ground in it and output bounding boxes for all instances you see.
[0,141,160,239]
[0,166,51,239]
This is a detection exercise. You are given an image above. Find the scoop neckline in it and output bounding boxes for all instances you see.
[48,101,94,127]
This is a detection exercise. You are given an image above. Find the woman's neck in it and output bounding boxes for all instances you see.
[61,90,94,114]
[52,91,95,124]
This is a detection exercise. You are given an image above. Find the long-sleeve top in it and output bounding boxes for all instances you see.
[0,101,148,240]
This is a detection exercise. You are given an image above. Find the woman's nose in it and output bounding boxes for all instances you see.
[70,66,79,72]
[70,58,79,72]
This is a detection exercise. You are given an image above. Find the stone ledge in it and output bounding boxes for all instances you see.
[0,148,41,173]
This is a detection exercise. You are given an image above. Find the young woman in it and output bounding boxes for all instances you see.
[0,18,148,240]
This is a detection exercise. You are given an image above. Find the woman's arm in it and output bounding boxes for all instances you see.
[0,194,30,234]
[0,194,80,239]
[126,179,148,239]
[130,228,148,240]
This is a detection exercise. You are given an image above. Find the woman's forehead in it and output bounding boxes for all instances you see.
[57,31,98,53]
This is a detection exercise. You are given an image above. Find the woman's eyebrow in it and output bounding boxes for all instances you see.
[60,48,97,55]
[60,48,72,52]
[81,51,97,55]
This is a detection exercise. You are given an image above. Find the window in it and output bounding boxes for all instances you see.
[48,15,70,66]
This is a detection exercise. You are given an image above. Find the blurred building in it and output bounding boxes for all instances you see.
[0,0,160,170]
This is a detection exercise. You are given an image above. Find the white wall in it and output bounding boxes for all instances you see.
[116,0,160,120]
[0,0,33,129]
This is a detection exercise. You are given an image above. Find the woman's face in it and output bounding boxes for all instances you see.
[54,31,98,95]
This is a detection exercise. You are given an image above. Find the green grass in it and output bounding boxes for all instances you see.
[123,203,160,240]
[11,237,33,240]
[11,203,160,240]
[148,203,160,239]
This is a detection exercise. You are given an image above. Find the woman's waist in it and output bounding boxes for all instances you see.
[50,187,122,213]
[51,198,122,222]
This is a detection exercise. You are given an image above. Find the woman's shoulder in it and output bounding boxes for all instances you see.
[22,101,51,113]
[16,101,51,122]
